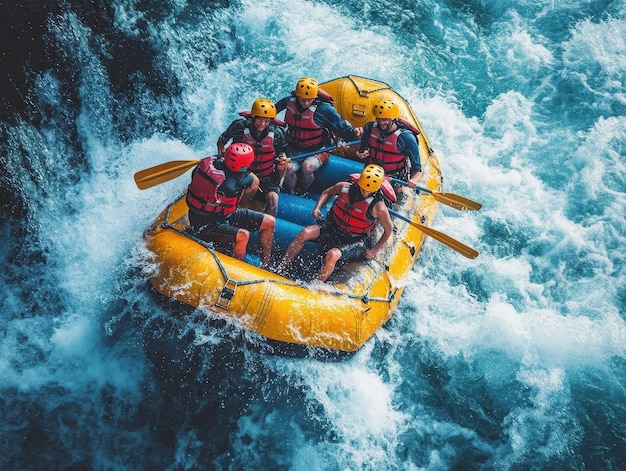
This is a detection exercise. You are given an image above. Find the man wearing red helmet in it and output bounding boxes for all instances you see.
[186,143,275,266]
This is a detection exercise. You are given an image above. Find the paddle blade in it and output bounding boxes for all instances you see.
[134,159,200,190]
[391,178,483,212]
[416,222,479,259]
[431,191,483,211]
[389,209,479,259]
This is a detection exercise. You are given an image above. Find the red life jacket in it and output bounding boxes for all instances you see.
[368,118,420,178]
[283,90,333,150]
[236,112,286,178]
[186,157,240,216]
[330,184,378,235]
[284,98,324,149]
[348,173,397,203]
[241,128,276,178]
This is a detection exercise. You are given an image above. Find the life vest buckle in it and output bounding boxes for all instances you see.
[216,279,238,309]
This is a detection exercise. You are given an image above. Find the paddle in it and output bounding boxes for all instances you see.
[133,141,361,190]
[288,139,360,161]
[390,177,482,211]
[388,208,479,259]
[134,159,202,190]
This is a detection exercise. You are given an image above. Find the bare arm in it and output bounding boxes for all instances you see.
[365,201,393,259]
[239,173,259,205]
[355,122,373,160]
[311,182,347,220]
[399,131,423,188]
[216,118,247,156]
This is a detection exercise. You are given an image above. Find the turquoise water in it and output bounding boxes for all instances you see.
[1,1,625,469]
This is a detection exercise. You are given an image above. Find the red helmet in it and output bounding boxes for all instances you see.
[224,143,254,172]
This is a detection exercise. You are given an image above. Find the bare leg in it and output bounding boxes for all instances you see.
[233,229,250,260]
[318,247,342,282]
[279,224,321,270]
[298,155,322,193]
[282,163,298,194]
[239,176,258,205]
[259,214,275,266]
[264,191,279,217]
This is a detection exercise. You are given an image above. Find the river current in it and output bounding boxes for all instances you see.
[1,1,625,469]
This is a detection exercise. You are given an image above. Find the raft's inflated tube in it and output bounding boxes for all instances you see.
[247,218,305,255]
[144,75,444,352]
[277,194,318,226]
[311,155,363,193]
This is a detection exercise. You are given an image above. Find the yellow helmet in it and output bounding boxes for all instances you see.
[294,77,319,98]
[251,98,276,118]
[358,164,385,192]
[372,100,399,119]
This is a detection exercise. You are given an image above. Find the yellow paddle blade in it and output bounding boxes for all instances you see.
[431,191,483,211]
[389,178,483,211]
[389,209,479,259]
[134,159,201,190]
[414,221,479,259]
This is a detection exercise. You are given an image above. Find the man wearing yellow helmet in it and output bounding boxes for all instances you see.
[275,77,363,194]
[278,164,394,282]
[355,99,422,195]
[216,98,289,216]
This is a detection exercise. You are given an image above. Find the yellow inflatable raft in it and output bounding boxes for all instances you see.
[143,76,451,352]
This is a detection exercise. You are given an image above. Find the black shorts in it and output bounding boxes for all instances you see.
[316,220,372,263]
[252,175,281,202]
[188,208,265,244]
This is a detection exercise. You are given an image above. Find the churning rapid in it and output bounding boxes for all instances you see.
[1,1,625,469]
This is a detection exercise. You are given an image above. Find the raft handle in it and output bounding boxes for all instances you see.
[352,104,367,117]
[216,279,238,310]
[408,243,416,257]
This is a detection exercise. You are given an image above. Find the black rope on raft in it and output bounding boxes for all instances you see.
[159,201,395,305]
